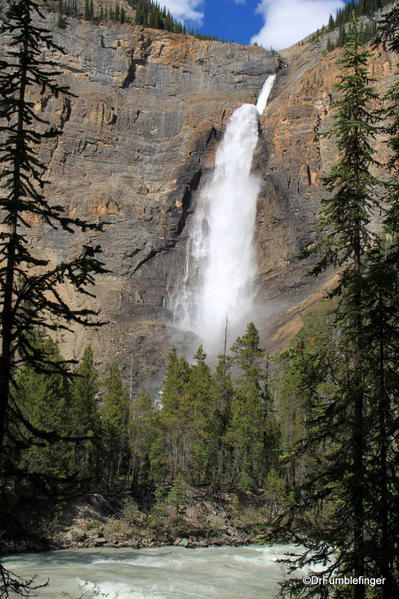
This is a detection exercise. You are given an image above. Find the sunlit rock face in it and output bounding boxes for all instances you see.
[2,8,395,391]
[254,39,396,351]
[6,12,279,390]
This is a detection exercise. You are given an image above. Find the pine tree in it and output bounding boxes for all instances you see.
[0,0,105,457]
[164,472,185,520]
[70,346,99,484]
[15,332,74,479]
[274,16,384,598]
[152,348,191,481]
[212,350,234,483]
[375,2,399,52]
[365,11,399,594]
[100,364,130,489]
[185,346,215,484]
[226,323,270,488]
[129,391,157,489]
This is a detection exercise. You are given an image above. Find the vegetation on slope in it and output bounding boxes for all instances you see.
[54,0,222,41]
[306,0,393,51]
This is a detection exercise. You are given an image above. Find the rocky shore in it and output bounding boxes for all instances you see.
[1,488,273,555]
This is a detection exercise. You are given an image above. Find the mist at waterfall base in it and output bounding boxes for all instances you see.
[3,545,294,598]
[172,75,276,356]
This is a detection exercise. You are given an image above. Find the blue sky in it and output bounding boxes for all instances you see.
[160,0,348,49]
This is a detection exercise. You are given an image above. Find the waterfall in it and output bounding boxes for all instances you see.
[172,75,276,354]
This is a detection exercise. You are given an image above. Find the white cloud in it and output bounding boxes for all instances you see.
[160,1,204,24]
[251,0,344,50]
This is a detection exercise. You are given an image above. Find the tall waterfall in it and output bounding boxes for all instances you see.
[172,75,276,354]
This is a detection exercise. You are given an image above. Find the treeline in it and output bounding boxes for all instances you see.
[307,0,391,51]
[325,18,377,51]
[55,0,222,41]
[330,0,392,29]
[12,324,285,504]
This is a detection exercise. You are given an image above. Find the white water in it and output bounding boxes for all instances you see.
[172,75,276,354]
[3,544,292,598]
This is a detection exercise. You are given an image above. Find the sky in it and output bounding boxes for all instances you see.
[159,0,349,49]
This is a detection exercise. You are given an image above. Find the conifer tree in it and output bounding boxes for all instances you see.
[227,323,270,488]
[185,346,215,484]
[15,331,74,479]
[366,10,399,594]
[100,364,130,488]
[0,4,105,591]
[153,348,191,480]
[274,16,384,598]
[70,346,99,483]
[0,0,105,454]
[129,391,157,489]
[212,350,234,483]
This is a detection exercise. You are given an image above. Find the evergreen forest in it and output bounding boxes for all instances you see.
[54,0,222,41]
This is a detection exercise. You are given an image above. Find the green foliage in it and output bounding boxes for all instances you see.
[48,0,224,40]
[0,0,106,452]
[69,346,99,484]
[122,500,140,523]
[129,391,157,488]
[271,15,399,598]
[16,331,74,479]
[100,363,130,489]
[309,0,389,52]
[374,2,399,52]
[164,473,185,519]
[225,324,280,490]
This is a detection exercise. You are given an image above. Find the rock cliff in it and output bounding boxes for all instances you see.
[1,10,396,391]
[256,37,396,349]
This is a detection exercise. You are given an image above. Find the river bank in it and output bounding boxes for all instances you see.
[1,487,278,555]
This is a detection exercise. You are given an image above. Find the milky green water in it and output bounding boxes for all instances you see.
[3,544,293,598]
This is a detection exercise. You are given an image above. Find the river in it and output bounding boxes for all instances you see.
[3,544,293,598]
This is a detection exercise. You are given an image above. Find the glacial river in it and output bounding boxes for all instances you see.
[3,544,293,598]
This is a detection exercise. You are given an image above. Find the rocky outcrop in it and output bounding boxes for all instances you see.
[252,37,397,351]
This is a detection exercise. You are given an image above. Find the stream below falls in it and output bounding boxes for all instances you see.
[3,544,296,598]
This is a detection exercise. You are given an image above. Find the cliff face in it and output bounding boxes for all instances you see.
[2,11,396,390]
[16,14,279,389]
[252,37,397,350]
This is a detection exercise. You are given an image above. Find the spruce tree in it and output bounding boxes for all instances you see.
[274,16,384,598]
[15,331,74,480]
[227,323,270,488]
[129,391,157,489]
[70,346,99,484]
[212,350,234,483]
[100,364,130,489]
[316,27,382,595]
[153,348,191,480]
[0,0,105,452]
[185,346,215,484]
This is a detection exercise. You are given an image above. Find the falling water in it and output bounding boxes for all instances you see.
[173,74,276,354]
